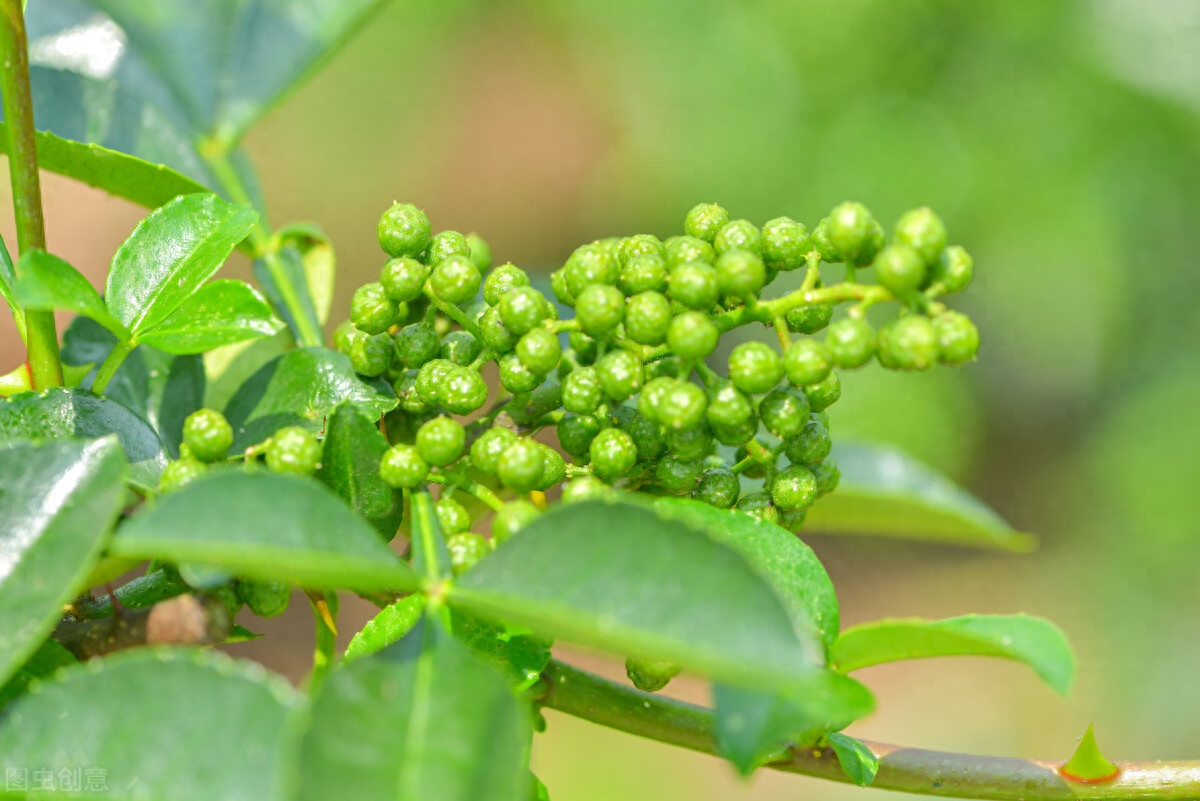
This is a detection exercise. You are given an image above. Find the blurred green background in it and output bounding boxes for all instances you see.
[7,0,1200,797]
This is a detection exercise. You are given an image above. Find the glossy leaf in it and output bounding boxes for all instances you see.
[450,610,554,693]
[0,439,126,688]
[713,673,874,776]
[109,470,420,592]
[410,488,451,581]
[106,193,258,337]
[0,233,22,338]
[0,648,301,801]
[830,614,1075,696]
[450,499,819,691]
[223,347,396,451]
[254,247,323,347]
[804,442,1036,553]
[0,640,75,709]
[137,279,284,354]
[0,387,167,490]
[653,496,838,653]
[316,403,403,541]
[298,615,532,801]
[344,595,427,663]
[277,223,337,326]
[203,332,291,411]
[13,249,129,338]
[829,732,880,787]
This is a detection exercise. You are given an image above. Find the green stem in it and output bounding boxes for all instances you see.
[0,0,62,389]
[425,287,482,339]
[540,660,1200,800]
[409,487,450,583]
[306,590,339,694]
[90,340,135,394]
[198,138,323,348]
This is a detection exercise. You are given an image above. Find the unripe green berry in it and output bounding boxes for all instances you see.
[575,284,625,338]
[267,426,321,476]
[378,202,431,258]
[381,257,429,303]
[777,508,807,534]
[811,457,841,495]
[394,323,440,369]
[658,380,708,431]
[710,417,758,447]
[666,311,719,361]
[558,413,602,458]
[713,219,762,255]
[735,491,779,525]
[784,419,832,465]
[877,316,938,371]
[684,202,729,243]
[470,427,517,475]
[349,332,393,377]
[333,320,358,354]
[589,428,638,482]
[616,407,665,462]
[415,358,455,404]
[874,244,927,295]
[664,235,715,267]
[666,424,713,461]
[714,249,766,298]
[692,467,739,509]
[436,496,473,535]
[479,306,518,353]
[516,327,562,376]
[784,338,833,386]
[771,464,818,512]
[595,350,643,402]
[637,377,674,423]
[933,311,980,365]
[467,232,492,271]
[441,367,489,414]
[618,234,665,266]
[761,216,809,271]
[624,291,672,345]
[159,457,206,493]
[893,207,948,266]
[567,331,599,364]
[492,500,541,543]
[447,532,490,575]
[483,263,531,306]
[498,286,549,336]
[550,269,574,306]
[728,341,784,395]
[810,217,842,263]
[564,243,619,297]
[785,302,833,334]
[654,454,704,495]
[931,245,974,293]
[561,475,612,504]
[827,201,875,264]
[182,408,233,463]
[351,282,399,335]
[825,317,877,369]
[535,444,567,491]
[562,366,603,413]
[380,443,429,488]
[667,261,720,310]
[415,416,465,467]
[426,230,471,267]
[236,580,291,619]
[619,255,668,295]
[498,352,542,394]
[706,383,756,430]
[804,371,842,411]
[497,439,545,492]
[626,656,681,693]
[758,387,811,438]
[429,255,481,305]
[440,330,482,366]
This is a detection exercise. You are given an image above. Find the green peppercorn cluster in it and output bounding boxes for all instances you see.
[334,200,979,570]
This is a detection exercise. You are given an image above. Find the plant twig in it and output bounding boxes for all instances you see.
[53,594,230,659]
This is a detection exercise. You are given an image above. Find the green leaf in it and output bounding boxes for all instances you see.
[275,223,337,325]
[109,470,420,593]
[828,732,880,787]
[450,499,819,691]
[316,403,404,541]
[0,387,167,491]
[0,234,24,339]
[137,279,284,354]
[203,331,291,411]
[712,673,874,776]
[652,496,838,654]
[804,442,1036,553]
[344,595,427,663]
[410,488,452,581]
[0,439,126,688]
[830,614,1075,696]
[224,347,396,451]
[297,615,532,801]
[0,648,302,801]
[106,193,258,337]
[0,640,75,709]
[13,249,129,338]
[254,247,323,347]
[450,610,554,693]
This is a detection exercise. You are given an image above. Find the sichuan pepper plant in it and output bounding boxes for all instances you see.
[0,2,1188,800]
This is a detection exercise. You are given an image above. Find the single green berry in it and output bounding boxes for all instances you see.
[351,282,400,335]
[479,306,518,353]
[728,341,784,394]
[933,311,980,365]
[825,317,877,369]
[684,202,729,243]
[654,454,704,494]
[877,316,939,371]
[658,380,708,431]
[483,263,530,306]
[931,245,973,293]
[804,371,842,411]
[811,457,840,495]
[827,201,875,264]
[380,443,429,488]
[761,216,809,270]
[266,426,321,476]
[860,219,886,266]
[667,261,720,310]
[710,416,758,447]
[894,207,948,266]
[236,580,291,619]
[497,439,545,492]
[440,330,482,366]
[447,532,490,575]
[618,233,665,266]
[182,408,233,463]
[595,349,643,401]
[557,413,602,458]
[378,202,431,258]
[427,230,471,267]
[516,327,562,376]
[624,291,673,345]
[777,508,807,534]
[498,285,550,335]
[758,387,811,438]
[415,416,465,467]
[664,235,715,267]
[666,311,719,361]
[415,358,455,404]
[637,376,675,423]
[560,476,610,503]
[666,424,713,461]
[616,407,666,462]
[810,217,842,263]
[333,320,358,354]
[564,243,619,297]
[562,366,603,414]
[706,382,756,430]
[535,444,567,491]
[498,352,543,394]
[785,302,834,334]
[550,268,574,306]
[692,467,739,508]
[713,219,762,255]
[492,499,541,543]
[159,457,207,493]
[784,419,832,465]
[394,323,440,369]
[390,371,427,414]
[735,490,779,525]
[467,232,492,271]
[441,367,489,414]
[209,584,241,620]
[349,331,393,377]
[875,243,927,295]
[619,255,668,295]
[567,331,599,364]
[575,283,625,338]
[626,656,681,693]
[436,496,473,535]
[429,255,481,305]
[784,338,833,386]
[589,427,638,482]
[469,427,518,475]
[771,464,818,512]
[714,249,767,298]
[381,257,430,303]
